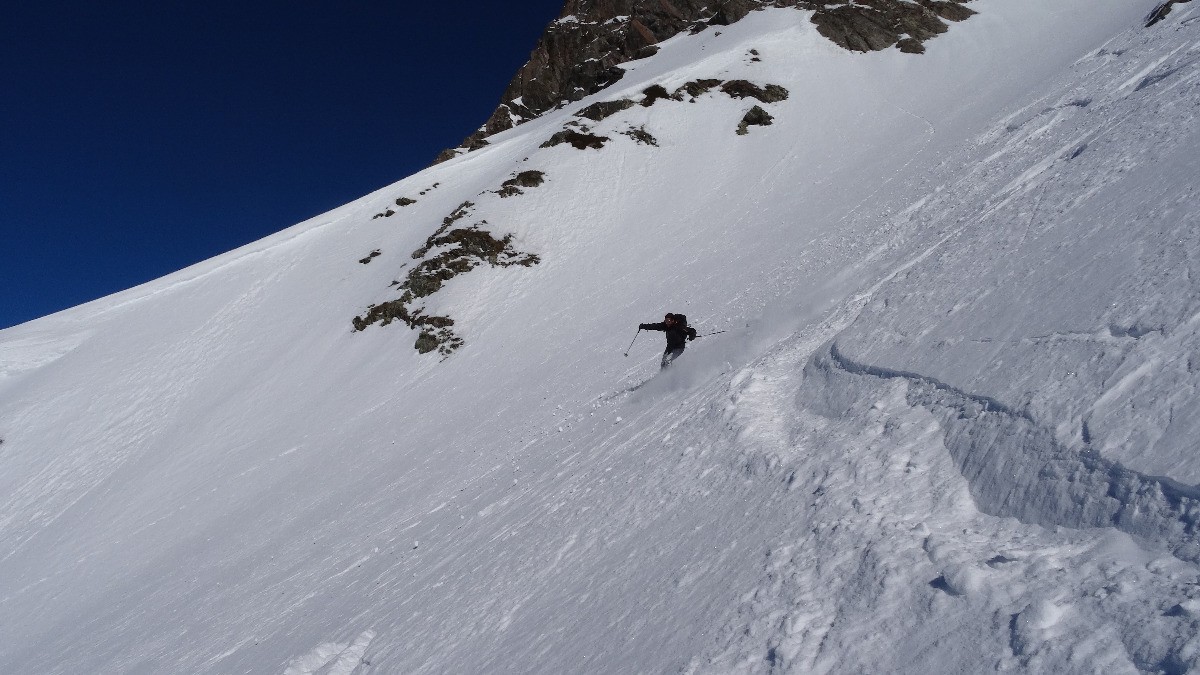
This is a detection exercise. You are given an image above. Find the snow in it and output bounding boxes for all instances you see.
[3,0,1199,672]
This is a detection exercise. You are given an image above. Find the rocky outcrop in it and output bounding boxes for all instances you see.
[622,126,659,146]
[434,0,977,162]
[737,105,774,134]
[541,129,611,150]
[673,79,721,100]
[719,80,789,103]
[576,99,637,122]
[812,0,975,53]
[496,170,547,197]
[537,77,787,147]
[1146,0,1193,27]
[354,181,544,356]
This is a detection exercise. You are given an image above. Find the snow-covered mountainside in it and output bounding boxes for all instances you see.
[3,1,1200,672]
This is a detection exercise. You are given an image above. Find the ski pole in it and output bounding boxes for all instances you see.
[696,330,728,338]
[623,329,641,357]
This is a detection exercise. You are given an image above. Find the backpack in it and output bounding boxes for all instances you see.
[673,313,688,327]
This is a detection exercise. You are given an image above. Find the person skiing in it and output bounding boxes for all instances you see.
[639,313,697,369]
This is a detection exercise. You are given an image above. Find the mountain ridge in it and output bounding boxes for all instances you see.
[435,0,978,162]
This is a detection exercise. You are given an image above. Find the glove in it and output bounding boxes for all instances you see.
[688,334,695,341]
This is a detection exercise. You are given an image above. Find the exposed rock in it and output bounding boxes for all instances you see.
[362,222,539,355]
[811,0,974,54]
[405,227,538,298]
[496,170,547,197]
[433,0,764,160]
[541,129,611,150]
[708,0,758,26]
[351,298,462,355]
[576,98,637,121]
[506,170,546,188]
[415,329,461,355]
[927,1,976,22]
[629,18,658,47]
[1146,0,1193,27]
[396,197,417,207]
[641,84,674,107]
[354,193,541,356]
[622,126,659,146]
[560,76,788,141]
[737,105,774,135]
[566,76,787,139]
[433,147,462,164]
[359,250,382,264]
[637,45,662,59]
[675,78,723,100]
[719,80,789,103]
[411,201,472,258]
[434,0,977,162]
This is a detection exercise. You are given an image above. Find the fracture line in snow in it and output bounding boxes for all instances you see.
[814,342,1200,564]
[283,629,376,675]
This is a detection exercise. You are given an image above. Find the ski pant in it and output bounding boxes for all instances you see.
[661,347,685,369]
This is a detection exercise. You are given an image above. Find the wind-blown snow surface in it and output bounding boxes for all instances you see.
[3,1,1199,672]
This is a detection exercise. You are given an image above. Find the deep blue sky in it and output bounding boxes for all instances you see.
[1,1,564,329]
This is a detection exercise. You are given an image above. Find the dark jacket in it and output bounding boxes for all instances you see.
[640,320,697,351]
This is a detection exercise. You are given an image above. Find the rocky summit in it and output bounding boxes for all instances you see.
[436,0,976,162]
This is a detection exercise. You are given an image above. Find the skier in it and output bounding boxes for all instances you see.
[639,313,697,369]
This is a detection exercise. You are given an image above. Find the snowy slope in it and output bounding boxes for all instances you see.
[3,1,1199,672]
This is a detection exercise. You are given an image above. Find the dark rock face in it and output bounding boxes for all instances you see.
[675,79,723,100]
[641,84,675,106]
[434,0,976,162]
[737,105,774,135]
[576,98,637,121]
[810,0,975,54]
[1146,0,1193,27]
[505,170,546,188]
[720,80,789,103]
[496,170,547,197]
[541,129,611,150]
